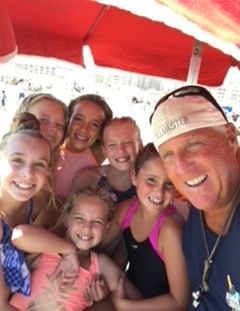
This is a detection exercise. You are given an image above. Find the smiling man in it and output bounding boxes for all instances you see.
[150,85,240,310]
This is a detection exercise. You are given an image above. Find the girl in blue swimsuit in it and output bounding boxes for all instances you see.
[103,143,190,310]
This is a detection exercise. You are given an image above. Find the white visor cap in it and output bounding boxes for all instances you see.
[151,95,227,149]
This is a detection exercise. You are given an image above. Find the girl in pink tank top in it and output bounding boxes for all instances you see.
[54,94,113,201]
[10,187,140,311]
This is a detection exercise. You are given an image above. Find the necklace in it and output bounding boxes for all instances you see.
[192,202,238,309]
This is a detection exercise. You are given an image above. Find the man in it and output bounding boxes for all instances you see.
[1,90,7,111]
[150,85,240,310]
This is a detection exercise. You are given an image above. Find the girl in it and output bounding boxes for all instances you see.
[9,112,62,229]
[10,187,140,311]
[16,93,68,153]
[54,94,113,201]
[0,118,52,310]
[72,117,142,204]
[15,93,68,214]
[104,143,190,310]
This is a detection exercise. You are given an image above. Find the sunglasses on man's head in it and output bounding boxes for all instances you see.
[149,85,228,123]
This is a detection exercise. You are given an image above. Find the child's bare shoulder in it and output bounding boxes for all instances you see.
[72,166,104,190]
[114,197,136,219]
[97,253,122,277]
[97,252,118,274]
[160,210,185,240]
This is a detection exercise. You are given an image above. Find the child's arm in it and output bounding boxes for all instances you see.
[71,167,100,193]
[98,253,141,300]
[158,216,191,310]
[11,224,76,256]
[11,224,79,284]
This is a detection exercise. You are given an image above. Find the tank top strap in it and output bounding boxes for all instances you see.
[149,204,177,261]
[120,198,139,230]
[90,252,100,274]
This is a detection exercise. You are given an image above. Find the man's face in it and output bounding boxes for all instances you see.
[158,126,239,211]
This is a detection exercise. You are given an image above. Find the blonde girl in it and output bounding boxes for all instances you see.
[16,93,67,153]
[9,112,62,229]
[0,119,52,310]
[72,117,142,204]
[10,187,140,311]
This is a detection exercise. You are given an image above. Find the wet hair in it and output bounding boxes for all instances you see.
[16,92,68,134]
[67,94,113,132]
[64,186,114,222]
[134,142,159,175]
[103,116,142,145]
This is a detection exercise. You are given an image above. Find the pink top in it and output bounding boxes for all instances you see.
[10,252,100,311]
[54,146,98,199]
[120,198,176,261]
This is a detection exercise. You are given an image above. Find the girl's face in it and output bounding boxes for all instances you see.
[0,133,50,202]
[132,157,175,213]
[30,100,65,150]
[102,122,141,171]
[67,101,106,152]
[66,195,110,251]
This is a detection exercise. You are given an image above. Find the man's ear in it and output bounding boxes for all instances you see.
[226,123,238,146]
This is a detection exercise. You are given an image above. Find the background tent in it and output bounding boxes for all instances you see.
[0,0,17,63]
[2,0,240,86]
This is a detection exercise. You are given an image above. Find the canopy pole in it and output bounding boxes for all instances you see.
[83,5,109,44]
[82,5,109,68]
[187,40,203,84]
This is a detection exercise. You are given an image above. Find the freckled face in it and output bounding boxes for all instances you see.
[67,101,106,152]
[132,157,175,213]
[102,122,141,171]
[66,196,110,250]
[0,133,50,202]
[30,100,65,150]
